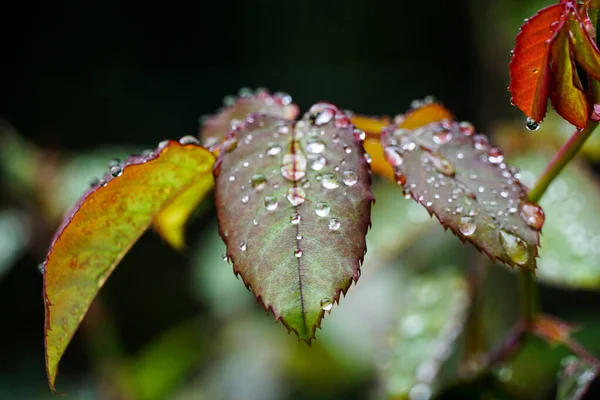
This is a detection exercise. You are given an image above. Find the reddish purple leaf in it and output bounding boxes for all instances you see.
[214,104,373,341]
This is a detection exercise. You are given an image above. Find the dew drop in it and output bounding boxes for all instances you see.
[294,248,303,258]
[424,152,455,176]
[320,298,333,311]
[343,145,352,154]
[286,187,306,206]
[459,216,476,236]
[520,201,545,230]
[328,218,341,231]
[239,242,247,251]
[396,173,407,186]
[251,174,267,190]
[179,135,200,145]
[222,253,229,262]
[432,127,453,145]
[322,173,340,189]
[306,138,326,153]
[281,152,307,181]
[458,121,475,136]
[308,154,327,170]
[363,153,372,163]
[342,170,358,186]
[487,147,504,164]
[252,219,259,225]
[384,147,403,167]
[110,165,123,177]
[290,213,301,224]
[264,196,278,211]
[267,143,282,156]
[473,135,489,151]
[499,230,530,266]
[311,108,335,126]
[241,195,249,203]
[315,202,330,217]
[525,117,540,131]
[158,140,170,150]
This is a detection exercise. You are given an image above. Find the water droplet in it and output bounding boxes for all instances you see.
[403,188,411,199]
[296,234,303,240]
[240,242,247,251]
[251,174,267,190]
[384,147,403,167]
[363,153,372,163]
[424,152,455,176]
[110,165,123,177]
[459,216,476,236]
[306,138,326,153]
[286,187,306,206]
[267,143,282,156]
[311,107,335,126]
[264,196,278,211]
[308,154,326,170]
[322,173,339,189]
[396,173,407,186]
[343,145,352,154]
[158,140,170,150]
[294,248,303,257]
[478,186,485,193]
[487,147,504,164]
[228,175,235,182]
[241,195,249,203]
[520,201,545,230]
[320,298,333,311]
[401,137,417,151]
[328,218,341,231]
[459,121,475,136]
[499,230,530,266]
[315,202,330,217]
[354,128,366,141]
[290,213,301,224]
[38,263,45,274]
[342,170,358,186]
[179,135,200,145]
[432,126,453,145]
[281,152,307,181]
[222,253,229,262]
[473,135,488,151]
[252,219,259,225]
[525,117,540,131]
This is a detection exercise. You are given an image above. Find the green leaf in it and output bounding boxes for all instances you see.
[200,88,299,151]
[43,141,215,391]
[568,8,600,82]
[0,210,30,281]
[380,268,470,399]
[380,120,542,271]
[557,356,599,400]
[512,150,600,289]
[214,103,373,341]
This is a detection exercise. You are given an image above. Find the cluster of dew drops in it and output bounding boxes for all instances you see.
[384,107,545,267]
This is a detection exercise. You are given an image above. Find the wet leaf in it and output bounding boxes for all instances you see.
[509,4,565,124]
[380,268,470,400]
[568,9,600,82]
[214,104,373,341]
[550,30,590,130]
[512,150,600,289]
[557,356,599,400]
[43,141,215,391]
[199,88,299,151]
[380,120,542,271]
[352,103,454,181]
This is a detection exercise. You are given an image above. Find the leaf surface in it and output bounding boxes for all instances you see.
[557,356,599,400]
[509,4,565,123]
[200,89,299,151]
[43,141,215,391]
[380,120,542,270]
[550,30,589,130]
[214,104,373,341]
[568,8,600,81]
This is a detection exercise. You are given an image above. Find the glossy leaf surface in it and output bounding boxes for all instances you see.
[557,356,599,400]
[43,141,215,390]
[214,104,373,341]
[381,120,542,270]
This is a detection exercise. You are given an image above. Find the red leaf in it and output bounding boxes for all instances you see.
[550,30,590,129]
[509,4,565,123]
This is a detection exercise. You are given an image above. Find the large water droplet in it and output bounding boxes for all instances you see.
[286,187,306,206]
[311,108,335,126]
[240,242,247,251]
[487,147,504,164]
[328,218,341,231]
[294,248,303,257]
[342,170,358,186]
[432,126,453,145]
[251,174,267,190]
[384,147,403,167]
[458,121,475,136]
[525,117,540,131]
[179,135,200,145]
[424,152,455,176]
[264,196,278,211]
[520,201,545,230]
[281,152,307,181]
[459,216,476,236]
[499,230,530,266]
[110,165,123,177]
[322,173,340,189]
[306,138,326,153]
[320,298,333,311]
[267,143,282,156]
[315,202,330,217]
[308,154,326,170]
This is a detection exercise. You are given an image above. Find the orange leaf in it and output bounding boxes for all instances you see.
[42,142,215,391]
[531,314,578,345]
[398,103,454,130]
[509,4,565,123]
[350,115,390,137]
[550,30,590,129]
